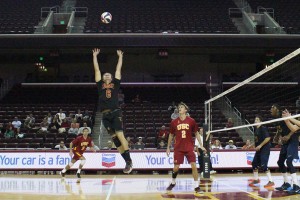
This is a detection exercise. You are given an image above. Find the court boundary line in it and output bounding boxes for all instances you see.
[105,176,116,200]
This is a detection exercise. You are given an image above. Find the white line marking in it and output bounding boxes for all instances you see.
[106,176,116,200]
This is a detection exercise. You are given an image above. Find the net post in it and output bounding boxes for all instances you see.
[202,123,210,179]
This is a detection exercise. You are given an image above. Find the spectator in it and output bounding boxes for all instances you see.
[70,119,80,129]
[211,139,223,149]
[6,122,13,130]
[132,94,141,103]
[242,139,255,150]
[126,136,134,149]
[4,126,14,138]
[118,89,125,106]
[135,137,145,145]
[226,118,234,128]
[103,140,116,150]
[66,113,75,124]
[56,108,66,120]
[168,101,177,112]
[225,140,237,149]
[24,114,35,129]
[296,96,300,114]
[39,118,49,133]
[75,109,83,121]
[171,108,179,120]
[15,128,25,139]
[157,140,167,149]
[0,123,5,134]
[83,109,91,121]
[87,145,100,151]
[12,117,22,129]
[49,115,61,130]
[55,141,67,150]
[46,112,52,124]
[60,118,70,128]
[78,122,92,135]
[68,124,79,135]
[157,125,169,142]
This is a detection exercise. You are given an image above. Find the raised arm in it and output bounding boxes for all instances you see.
[115,50,124,80]
[282,110,300,132]
[92,48,101,82]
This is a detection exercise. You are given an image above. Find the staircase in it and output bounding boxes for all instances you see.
[206,83,254,143]
[92,111,102,148]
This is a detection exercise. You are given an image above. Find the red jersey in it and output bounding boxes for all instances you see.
[72,136,93,154]
[170,116,198,152]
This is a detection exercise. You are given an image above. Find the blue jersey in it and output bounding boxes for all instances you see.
[254,126,271,153]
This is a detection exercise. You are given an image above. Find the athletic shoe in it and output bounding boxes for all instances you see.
[249,179,260,187]
[123,161,133,174]
[166,183,176,191]
[287,184,300,194]
[275,182,291,191]
[76,173,81,183]
[194,186,204,196]
[264,181,275,188]
[60,171,65,178]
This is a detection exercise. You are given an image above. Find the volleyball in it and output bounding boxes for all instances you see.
[101,12,112,24]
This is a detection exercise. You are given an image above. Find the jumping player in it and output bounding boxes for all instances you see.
[60,128,96,183]
[249,115,274,188]
[271,104,300,193]
[92,48,132,174]
[166,102,206,196]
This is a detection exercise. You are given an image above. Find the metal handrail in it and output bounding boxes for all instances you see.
[257,6,274,18]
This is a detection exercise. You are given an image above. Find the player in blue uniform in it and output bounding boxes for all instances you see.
[281,108,300,194]
[249,115,274,188]
[271,104,300,193]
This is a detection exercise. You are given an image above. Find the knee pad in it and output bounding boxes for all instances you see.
[112,136,122,148]
[80,159,86,165]
[69,162,74,167]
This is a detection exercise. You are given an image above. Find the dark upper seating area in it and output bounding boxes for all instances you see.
[248,0,300,34]
[0,0,62,34]
[78,0,239,34]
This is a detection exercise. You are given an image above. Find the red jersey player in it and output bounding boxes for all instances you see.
[61,128,96,183]
[166,102,206,196]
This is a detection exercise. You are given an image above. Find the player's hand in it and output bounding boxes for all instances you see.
[255,145,261,151]
[282,109,291,117]
[69,151,73,157]
[166,148,170,157]
[117,50,124,57]
[281,135,290,143]
[93,48,100,56]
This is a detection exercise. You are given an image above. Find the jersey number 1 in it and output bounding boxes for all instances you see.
[182,130,186,138]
